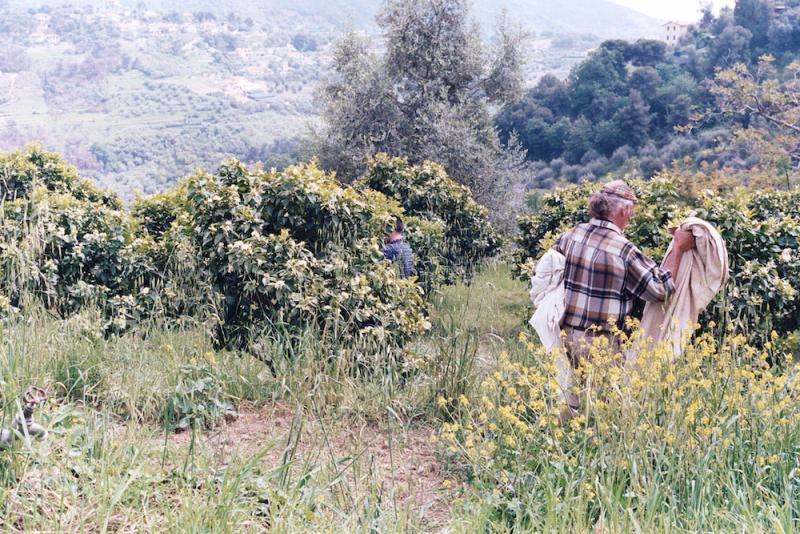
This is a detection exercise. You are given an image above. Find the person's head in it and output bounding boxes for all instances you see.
[588,180,638,231]
[388,217,404,241]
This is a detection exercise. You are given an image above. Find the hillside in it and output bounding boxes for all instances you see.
[0,0,660,200]
[9,0,661,39]
[0,3,334,199]
[496,1,800,191]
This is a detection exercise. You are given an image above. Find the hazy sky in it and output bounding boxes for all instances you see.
[611,0,736,21]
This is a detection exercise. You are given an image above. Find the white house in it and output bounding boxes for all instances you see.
[663,21,692,46]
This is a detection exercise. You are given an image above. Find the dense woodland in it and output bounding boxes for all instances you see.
[497,0,800,189]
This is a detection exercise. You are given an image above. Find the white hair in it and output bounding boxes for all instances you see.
[588,190,633,220]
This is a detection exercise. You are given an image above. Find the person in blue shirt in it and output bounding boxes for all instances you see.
[383,217,413,277]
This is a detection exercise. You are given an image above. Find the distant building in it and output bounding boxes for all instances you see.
[235,47,254,60]
[245,90,277,103]
[663,21,692,47]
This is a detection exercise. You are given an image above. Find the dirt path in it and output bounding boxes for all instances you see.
[168,403,453,530]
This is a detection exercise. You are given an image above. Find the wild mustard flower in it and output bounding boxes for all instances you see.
[582,482,595,500]
[435,325,800,520]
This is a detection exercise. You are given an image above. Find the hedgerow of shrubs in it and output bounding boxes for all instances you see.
[0,145,122,208]
[0,145,499,356]
[172,159,429,349]
[515,173,800,344]
[0,147,131,323]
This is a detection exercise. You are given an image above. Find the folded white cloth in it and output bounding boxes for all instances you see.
[529,249,566,351]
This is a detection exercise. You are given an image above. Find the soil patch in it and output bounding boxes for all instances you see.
[168,402,452,530]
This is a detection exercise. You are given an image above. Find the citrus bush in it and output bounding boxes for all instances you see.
[0,147,435,355]
[402,215,447,295]
[0,146,197,333]
[438,330,800,530]
[0,146,132,320]
[0,144,121,208]
[515,174,800,344]
[134,159,431,351]
[356,153,502,285]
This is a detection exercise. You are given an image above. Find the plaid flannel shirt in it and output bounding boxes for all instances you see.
[553,218,674,332]
[383,237,413,277]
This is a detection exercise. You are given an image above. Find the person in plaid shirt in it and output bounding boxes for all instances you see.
[383,217,413,277]
[553,180,695,419]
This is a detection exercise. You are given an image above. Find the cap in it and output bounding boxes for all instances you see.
[600,180,638,204]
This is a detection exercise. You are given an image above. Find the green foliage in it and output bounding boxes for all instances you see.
[0,144,122,208]
[173,159,429,351]
[357,154,502,286]
[734,0,772,52]
[125,186,203,323]
[496,40,690,169]
[708,56,800,175]
[0,146,131,318]
[497,4,800,189]
[515,181,597,271]
[515,175,800,343]
[0,144,503,371]
[694,190,800,340]
[314,0,528,217]
[0,146,448,359]
[747,188,800,219]
[53,349,105,404]
[402,215,447,295]
[131,187,187,239]
[163,360,236,431]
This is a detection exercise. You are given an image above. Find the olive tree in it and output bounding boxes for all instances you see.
[313,0,528,219]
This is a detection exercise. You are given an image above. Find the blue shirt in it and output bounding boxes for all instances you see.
[383,237,413,277]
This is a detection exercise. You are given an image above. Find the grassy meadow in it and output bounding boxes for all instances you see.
[0,264,526,532]
[0,263,797,532]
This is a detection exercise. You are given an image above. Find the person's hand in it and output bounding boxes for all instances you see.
[670,227,696,253]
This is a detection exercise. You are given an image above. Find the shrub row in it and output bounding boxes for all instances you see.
[0,145,498,354]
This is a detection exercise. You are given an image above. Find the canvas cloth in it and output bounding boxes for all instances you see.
[529,249,566,351]
[638,217,728,361]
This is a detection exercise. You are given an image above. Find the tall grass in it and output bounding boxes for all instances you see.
[440,326,800,532]
[0,275,481,531]
[1,263,797,531]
